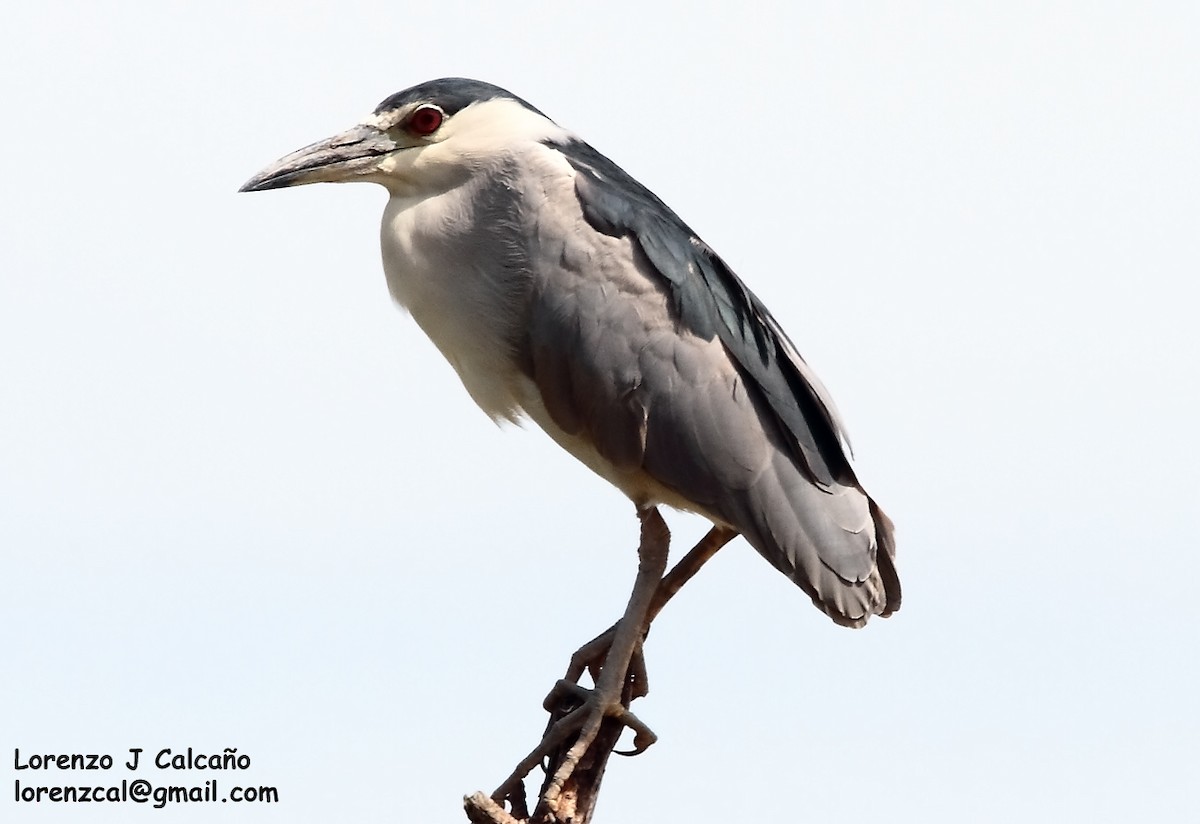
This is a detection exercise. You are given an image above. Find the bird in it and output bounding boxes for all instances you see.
[240,77,899,808]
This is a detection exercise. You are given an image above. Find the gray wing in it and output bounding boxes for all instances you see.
[521,139,900,627]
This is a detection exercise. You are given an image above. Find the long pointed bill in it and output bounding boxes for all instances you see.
[239,124,399,192]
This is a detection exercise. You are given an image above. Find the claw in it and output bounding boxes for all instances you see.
[612,714,658,756]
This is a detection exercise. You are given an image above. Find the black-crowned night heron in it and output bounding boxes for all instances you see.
[241,77,900,808]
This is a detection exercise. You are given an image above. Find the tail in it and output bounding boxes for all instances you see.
[723,447,901,628]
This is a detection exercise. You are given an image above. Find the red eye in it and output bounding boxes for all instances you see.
[408,106,444,136]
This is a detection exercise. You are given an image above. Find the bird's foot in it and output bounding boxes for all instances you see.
[542,678,657,757]
[531,677,656,822]
[565,625,650,704]
[490,670,658,811]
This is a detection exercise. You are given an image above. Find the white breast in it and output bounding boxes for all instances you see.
[380,185,528,422]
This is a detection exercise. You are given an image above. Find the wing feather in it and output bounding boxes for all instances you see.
[519,139,900,625]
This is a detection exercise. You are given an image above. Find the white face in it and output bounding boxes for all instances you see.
[365,98,572,195]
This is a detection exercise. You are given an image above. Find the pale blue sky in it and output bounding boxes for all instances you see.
[3,3,1197,822]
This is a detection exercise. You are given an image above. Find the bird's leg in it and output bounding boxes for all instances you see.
[564,525,738,700]
[528,506,671,822]
[490,509,671,815]
[489,520,737,820]
[648,524,738,624]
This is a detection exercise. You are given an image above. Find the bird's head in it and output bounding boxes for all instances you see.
[239,78,566,197]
